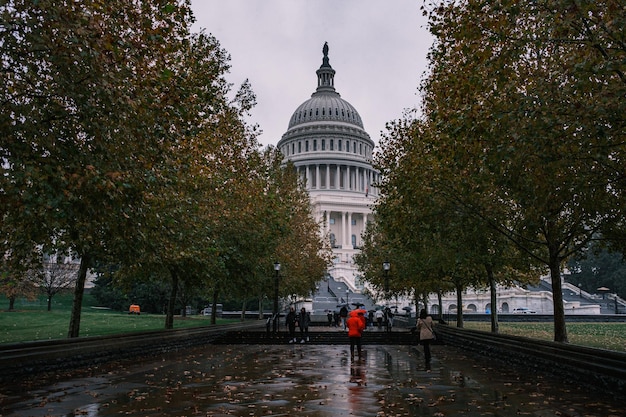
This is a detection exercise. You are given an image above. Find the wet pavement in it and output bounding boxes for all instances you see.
[1,342,624,416]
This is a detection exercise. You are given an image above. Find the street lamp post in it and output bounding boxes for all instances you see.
[383,261,390,294]
[346,289,349,306]
[273,262,281,333]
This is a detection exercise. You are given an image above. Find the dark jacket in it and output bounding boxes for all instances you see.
[286,310,297,327]
[298,311,311,328]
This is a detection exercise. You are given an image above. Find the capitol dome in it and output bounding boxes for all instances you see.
[286,42,364,131]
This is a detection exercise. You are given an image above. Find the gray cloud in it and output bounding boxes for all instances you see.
[191,0,432,147]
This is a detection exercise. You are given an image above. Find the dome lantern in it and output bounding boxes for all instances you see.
[284,42,366,131]
[316,42,336,92]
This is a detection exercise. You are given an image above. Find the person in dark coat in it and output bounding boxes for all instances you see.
[298,307,311,343]
[339,305,349,330]
[286,306,297,343]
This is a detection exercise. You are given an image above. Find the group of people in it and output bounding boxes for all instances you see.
[286,305,436,362]
[285,306,311,343]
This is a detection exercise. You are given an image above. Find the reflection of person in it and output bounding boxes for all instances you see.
[286,306,297,343]
[347,310,366,359]
[327,311,333,327]
[298,307,310,343]
[417,309,435,361]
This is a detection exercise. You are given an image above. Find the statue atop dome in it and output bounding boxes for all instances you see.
[321,42,330,67]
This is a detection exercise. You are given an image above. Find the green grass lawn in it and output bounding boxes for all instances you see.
[3,295,626,352]
[0,294,239,344]
[462,321,626,352]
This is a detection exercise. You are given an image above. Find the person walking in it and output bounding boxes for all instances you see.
[374,309,384,329]
[346,310,366,360]
[286,306,297,343]
[339,305,349,330]
[298,307,311,343]
[417,309,435,362]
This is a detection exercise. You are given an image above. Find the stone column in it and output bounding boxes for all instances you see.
[342,211,348,247]
[315,164,320,189]
[326,165,330,189]
[336,165,341,189]
[348,212,353,249]
[305,165,310,189]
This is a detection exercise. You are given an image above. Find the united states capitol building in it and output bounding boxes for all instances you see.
[277,44,617,318]
[277,43,378,294]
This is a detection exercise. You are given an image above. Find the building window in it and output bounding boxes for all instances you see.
[351,219,356,226]
[305,141,309,151]
[322,139,326,150]
[330,233,336,248]
[338,140,342,151]
[329,218,335,225]
[351,235,357,247]
[313,140,317,151]
[330,139,334,150]
[298,142,302,153]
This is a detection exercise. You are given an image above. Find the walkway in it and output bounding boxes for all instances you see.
[2,341,623,416]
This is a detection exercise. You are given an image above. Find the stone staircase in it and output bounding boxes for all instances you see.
[212,328,418,345]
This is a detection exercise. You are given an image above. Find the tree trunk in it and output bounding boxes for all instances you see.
[549,252,568,343]
[437,291,443,322]
[455,282,464,328]
[8,295,15,311]
[211,289,218,325]
[68,254,90,338]
[165,270,179,329]
[258,296,264,320]
[240,299,246,321]
[47,296,52,312]
[486,263,499,334]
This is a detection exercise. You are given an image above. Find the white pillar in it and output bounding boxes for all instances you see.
[326,165,330,189]
[348,212,353,249]
[336,165,340,189]
[342,211,348,247]
[305,165,310,189]
[315,164,320,189]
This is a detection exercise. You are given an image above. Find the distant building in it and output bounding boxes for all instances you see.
[277,43,379,293]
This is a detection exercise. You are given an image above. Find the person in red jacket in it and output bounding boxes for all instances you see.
[346,310,366,359]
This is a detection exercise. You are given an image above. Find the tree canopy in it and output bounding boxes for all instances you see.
[1,0,329,335]
[358,0,625,343]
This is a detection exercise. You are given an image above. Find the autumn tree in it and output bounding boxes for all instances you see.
[418,0,626,342]
[0,0,227,336]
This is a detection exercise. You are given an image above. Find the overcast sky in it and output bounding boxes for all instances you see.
[190,1,433,148]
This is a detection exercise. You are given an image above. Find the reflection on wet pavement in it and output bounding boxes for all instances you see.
[1,343,624,416]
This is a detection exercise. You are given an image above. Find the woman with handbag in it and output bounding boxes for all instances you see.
[417,309,435,362]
